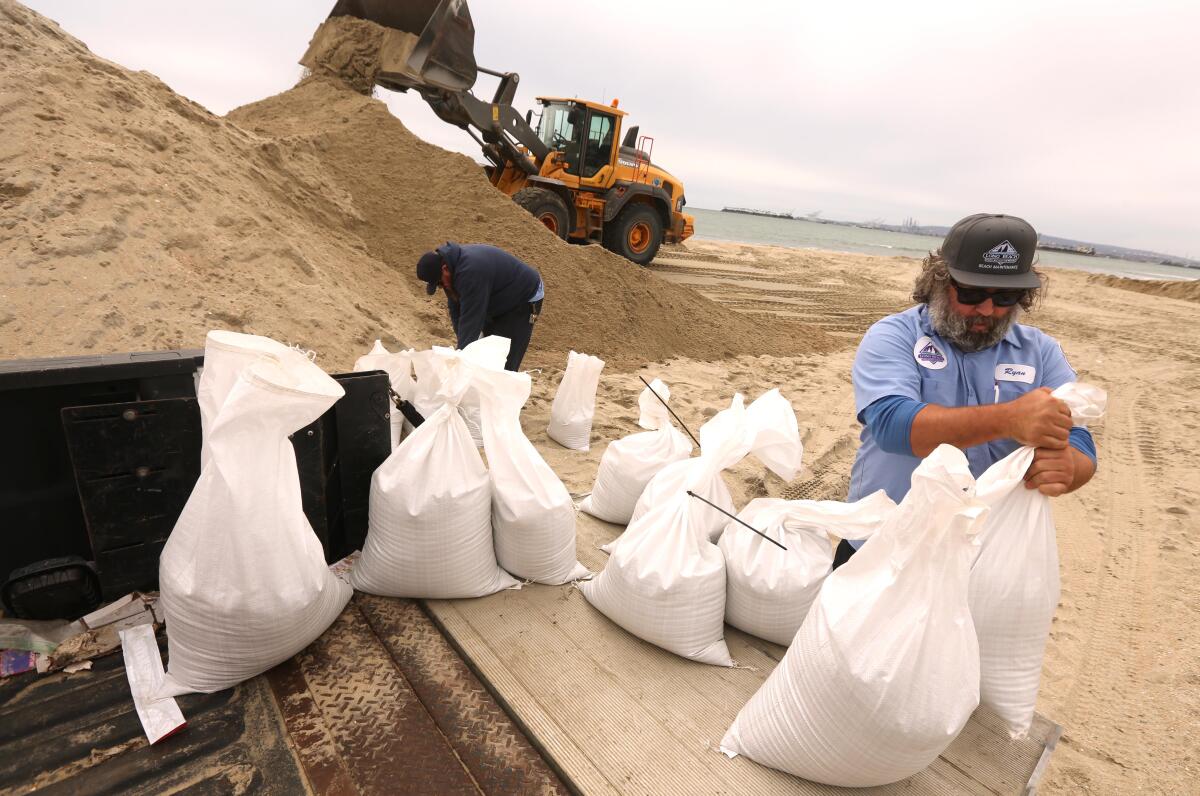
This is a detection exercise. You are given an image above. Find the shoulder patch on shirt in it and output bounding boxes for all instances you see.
[996,363,1036,384]
[913,336,947,370]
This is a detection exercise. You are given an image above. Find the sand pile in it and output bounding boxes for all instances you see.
[1087,273,1200,303]
[0,0,829,370]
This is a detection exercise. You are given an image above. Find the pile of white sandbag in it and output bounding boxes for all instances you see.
[581,389,804,666]
[720,490,896,646]
[721,445,987,787]
[548,351,604,450]
[159,331,352,695]
[476,366,589,585]
[353,339,415,448]
[350,340,518,598]
[970,382,1106,738]
[579,379,692,525]
[613,388,803,549]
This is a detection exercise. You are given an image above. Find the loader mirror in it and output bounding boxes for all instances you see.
[526,110,532,125]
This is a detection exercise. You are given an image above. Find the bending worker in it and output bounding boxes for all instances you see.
[835,213,1098,566]
[416,242,544,371]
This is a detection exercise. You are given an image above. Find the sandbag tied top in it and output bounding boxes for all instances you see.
[476,366,589,585]
[354,339,416,449]
[722,445,988,787]
[353,339,416,398]
[744,388,804,483]
[196,330,295,468]
[458,335,510,447]
[548,351,605,450]
[720,491,897,646]
[351,341,518,599]
[580,379,693,525]
[969,381,1106,738]
[626,388,802,543]
[159,331,351,696]
[636,377,673,429]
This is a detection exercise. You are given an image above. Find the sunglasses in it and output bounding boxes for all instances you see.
[950,279,1027,307]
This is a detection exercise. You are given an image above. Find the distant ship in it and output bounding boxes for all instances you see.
[1039,241,1096,256]
[722,207,795,220]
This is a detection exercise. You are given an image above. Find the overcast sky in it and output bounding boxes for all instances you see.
[26,0,1200,257]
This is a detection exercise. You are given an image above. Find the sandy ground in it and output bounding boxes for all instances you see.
[519,239,1199,795]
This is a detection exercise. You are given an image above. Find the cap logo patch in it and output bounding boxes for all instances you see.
[980,240,1021,270]
[913,335,948,370]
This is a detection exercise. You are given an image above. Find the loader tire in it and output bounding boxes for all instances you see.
[604,202,663,265]
[514,187,569,240]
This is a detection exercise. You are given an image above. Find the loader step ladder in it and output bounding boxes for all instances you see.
[633,135,654,184]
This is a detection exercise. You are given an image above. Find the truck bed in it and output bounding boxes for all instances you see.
[1,517,1060,795]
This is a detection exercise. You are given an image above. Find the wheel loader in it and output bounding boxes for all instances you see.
[303,0,695,265]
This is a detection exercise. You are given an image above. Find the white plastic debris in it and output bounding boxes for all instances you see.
[351,340,519,598]
[970,382,1107,738]
[720,491,896,646]
[159,331,352,695]
[476,366,589,584]
[353,339,415,448]
[547,351,604,450]
[579,379,693,525]
[122,624,185,744]
[721,445,987,787]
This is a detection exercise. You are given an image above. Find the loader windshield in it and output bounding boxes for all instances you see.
[537,101,583,173]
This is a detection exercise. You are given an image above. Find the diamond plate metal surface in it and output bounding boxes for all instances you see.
[355,595,570,796]
[280,604,482,795]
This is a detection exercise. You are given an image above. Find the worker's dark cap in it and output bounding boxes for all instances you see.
[940,213,1041,289]
[416,251,443,295]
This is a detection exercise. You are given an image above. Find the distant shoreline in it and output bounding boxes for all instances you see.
[712,207,1197,271]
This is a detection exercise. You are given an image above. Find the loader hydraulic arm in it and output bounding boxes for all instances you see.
[416,70,550,174]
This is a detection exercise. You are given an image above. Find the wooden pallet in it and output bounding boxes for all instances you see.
[424,511,1061,795]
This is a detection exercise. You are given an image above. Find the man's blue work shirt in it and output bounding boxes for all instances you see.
[848,305,1092,546]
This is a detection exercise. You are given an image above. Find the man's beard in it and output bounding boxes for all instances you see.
[928,288,1021,353]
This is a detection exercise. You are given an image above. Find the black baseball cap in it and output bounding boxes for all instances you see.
[940,213,1041,289]
[416,250,443,295]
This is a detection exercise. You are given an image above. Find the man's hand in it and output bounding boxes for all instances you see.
[1025,445,1076,496]
[1008,387,1072,449]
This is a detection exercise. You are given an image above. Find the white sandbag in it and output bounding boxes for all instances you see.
[195,330,292,469]
[720,491,896,646]
[547,351,604,450]
[409,339,507,447]
[970,382,1106,738]
[459,335,510,447]
[353,339,415,448]
[721,445,987,787]
[160,331,352,695]
[476,367,589,584]
[744,388,804,482]
[350,344,518,598]
[623,388,804,545]
[581,395,759,666]
[579,379,693,525]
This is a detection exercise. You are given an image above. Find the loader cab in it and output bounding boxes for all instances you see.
[536,99,621,187]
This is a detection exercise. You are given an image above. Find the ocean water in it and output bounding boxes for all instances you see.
[688,207,1199,282]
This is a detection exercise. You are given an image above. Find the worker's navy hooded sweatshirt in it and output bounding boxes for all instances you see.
[438,242,542,350]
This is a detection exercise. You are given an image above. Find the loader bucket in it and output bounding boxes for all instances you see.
[324,0,478,93]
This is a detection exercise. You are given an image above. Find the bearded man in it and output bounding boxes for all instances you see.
[835,213,1097,566]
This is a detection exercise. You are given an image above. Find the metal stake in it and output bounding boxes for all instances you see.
[638,375,701,450]
[686,490,787,551]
